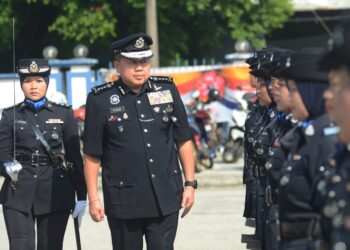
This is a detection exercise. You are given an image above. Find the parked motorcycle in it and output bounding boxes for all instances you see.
[222,92,255,163]
[186,90,221,170]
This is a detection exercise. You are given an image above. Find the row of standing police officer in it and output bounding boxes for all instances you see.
[242,19,350,250]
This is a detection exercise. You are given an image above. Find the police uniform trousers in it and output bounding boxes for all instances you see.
[256,176,267,241]
[3,206,70,250]
[107,212,179,250]
[243,167,257,219]
[263,204,279,250]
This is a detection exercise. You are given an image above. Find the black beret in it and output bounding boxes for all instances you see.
[319,20,350,70]
[109,33,153,61]
[278,48,329,83]
[17,59,51,77]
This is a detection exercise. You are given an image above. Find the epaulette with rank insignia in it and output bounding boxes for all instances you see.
[149,76,173,84]
[91,82,114,95]
[50,101,72,109]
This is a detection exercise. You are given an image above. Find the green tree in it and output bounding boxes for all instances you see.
[0,0,293,71]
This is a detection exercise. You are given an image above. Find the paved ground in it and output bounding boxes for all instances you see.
[0,159,253,249]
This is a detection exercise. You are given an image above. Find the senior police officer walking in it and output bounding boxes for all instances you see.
[0,59,87,249]
[83,33,196,250]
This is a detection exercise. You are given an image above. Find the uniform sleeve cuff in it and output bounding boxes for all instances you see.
[83,142,103,156]
[174,128,192,142]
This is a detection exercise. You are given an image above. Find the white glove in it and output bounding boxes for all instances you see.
[72,200,88,228]
[4,161,22,182]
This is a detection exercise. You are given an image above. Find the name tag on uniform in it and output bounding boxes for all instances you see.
[110,106,125,114]
[147,90,173,105]
[46,118,64,124]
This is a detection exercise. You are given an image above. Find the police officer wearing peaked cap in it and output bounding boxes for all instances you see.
[83,33,196,250]
[0,59,87,249]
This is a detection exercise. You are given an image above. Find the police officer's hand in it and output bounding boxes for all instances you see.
[89,198,105,222]
[181,186,195,218]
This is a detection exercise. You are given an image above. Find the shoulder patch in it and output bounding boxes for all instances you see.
[50,101,71,109]
[91,82,114,95]
[149,76,173,84]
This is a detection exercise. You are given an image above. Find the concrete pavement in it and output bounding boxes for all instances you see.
[0,159,252,249]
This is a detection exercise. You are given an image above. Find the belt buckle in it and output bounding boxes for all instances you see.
[31,153,40,167]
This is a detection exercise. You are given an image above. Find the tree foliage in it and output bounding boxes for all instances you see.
[0,0,293,71]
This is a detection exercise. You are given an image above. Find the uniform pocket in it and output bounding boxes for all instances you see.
[108,177,136,206]
[106,115,133,139]
[168,168,183,194]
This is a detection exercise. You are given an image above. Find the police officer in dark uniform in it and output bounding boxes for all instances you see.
[242,50,278,249]
[0,59,87,249]
[83,33,196,250]
[262,49,296,250]
[276,49,337,250]
[316,20,350,249]
[242,52,267,236]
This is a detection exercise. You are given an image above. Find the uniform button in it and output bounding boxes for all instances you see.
[120,181,124,186]
[36,125,39,128]
[35,114,38,117]
[144,129,148,133]
[141,114,145,118]
[137,100,141,104]
[149,159,154,163]
[33,175,37,178]
[151,174,155,178]
[147,143,151,147]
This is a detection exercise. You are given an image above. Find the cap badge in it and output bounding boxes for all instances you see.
[110,94,120,105]
[286,57,291,67]
[135,37,145,48]
[29,61,39,73]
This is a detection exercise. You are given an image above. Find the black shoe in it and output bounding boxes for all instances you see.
[241,234,259,243]
[246,240,262,249]
[245,218,256,228]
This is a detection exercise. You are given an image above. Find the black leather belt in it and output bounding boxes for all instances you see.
[279,220,320,239]
[253,165,266,178]
[16,153,61,167]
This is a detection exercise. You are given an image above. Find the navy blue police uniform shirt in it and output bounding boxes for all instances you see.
[83,76,191,219]
[0,100,86,215]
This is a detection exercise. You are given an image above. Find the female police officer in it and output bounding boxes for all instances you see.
[0,59,87,250]
[276,49,338,250]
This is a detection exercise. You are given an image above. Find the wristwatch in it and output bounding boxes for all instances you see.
[185,180,198,189]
